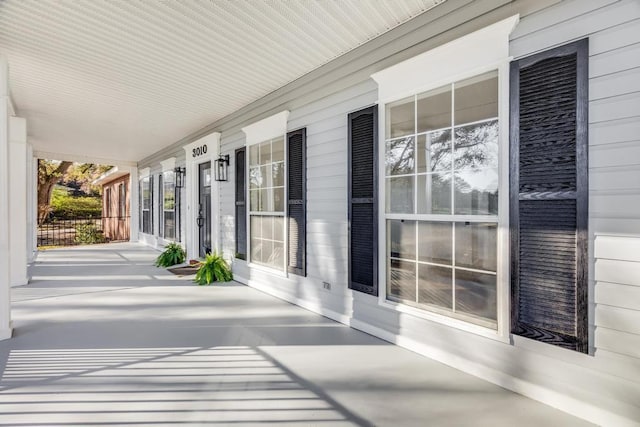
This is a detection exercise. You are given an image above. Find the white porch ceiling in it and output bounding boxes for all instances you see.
[0,0,443,164]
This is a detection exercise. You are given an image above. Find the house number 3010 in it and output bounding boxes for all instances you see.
[192,144,207,158]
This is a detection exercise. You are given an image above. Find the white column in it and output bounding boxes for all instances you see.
[0,56,13,340]
[129,167,139,242]
[26,144,36,262]
[8,116,28,286]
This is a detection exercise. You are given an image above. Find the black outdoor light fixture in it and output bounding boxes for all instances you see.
[214,154,230,182]
[174,167,186,188]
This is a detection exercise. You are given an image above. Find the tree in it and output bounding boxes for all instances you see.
[37,160,72,224]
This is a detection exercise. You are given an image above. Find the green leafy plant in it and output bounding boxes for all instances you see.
[74,222,106,244]
[155,242,186,267]
[194,252,233,285]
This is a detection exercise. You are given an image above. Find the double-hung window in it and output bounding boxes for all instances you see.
[140,177,151,234]
[385,72,499,328]
[248,137,286,270]
[372,16,517,333]
[162,170,176,240]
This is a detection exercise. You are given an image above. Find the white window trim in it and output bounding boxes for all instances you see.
[242,111,290,274]
[242,111,289,146]
[372,15,519,343]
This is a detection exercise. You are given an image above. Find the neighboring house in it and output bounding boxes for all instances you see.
[93,168,130,241]
[134,2,640,424]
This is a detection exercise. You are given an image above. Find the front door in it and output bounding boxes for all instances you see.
[198,162,212,257]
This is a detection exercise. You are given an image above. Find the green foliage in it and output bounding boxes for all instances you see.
[194,253,233,285]
[155,243,186,268]
[74,222,106,244]
[51,187,102,219]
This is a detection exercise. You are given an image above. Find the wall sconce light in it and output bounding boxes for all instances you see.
[214,154,230,182]
[174,167,186,188]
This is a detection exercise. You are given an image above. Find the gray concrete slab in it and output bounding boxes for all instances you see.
[0,243,591,426]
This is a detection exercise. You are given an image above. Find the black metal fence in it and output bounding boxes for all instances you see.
[37,217,105,247]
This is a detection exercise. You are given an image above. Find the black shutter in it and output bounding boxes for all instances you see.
[235,148,247,260]
[510,39,588,353]
[348,106,378,296]
[287,128,306,276]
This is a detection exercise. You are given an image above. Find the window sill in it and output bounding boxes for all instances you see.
[379,299,509,343]
[247,262,288,279]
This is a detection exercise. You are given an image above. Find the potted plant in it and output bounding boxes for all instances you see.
[155,242,187,267]
[194,252,233,285]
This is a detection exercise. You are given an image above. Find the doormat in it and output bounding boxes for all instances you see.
[167,265,200,276]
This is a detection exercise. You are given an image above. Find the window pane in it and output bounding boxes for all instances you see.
[261,165,271,188]
[388,219,416,260]
[249,144,260,166]
[387,96,415,139]
[417,173,451,215]
[260,188,273,212]
[249,167,261,189]
[250,215,262,239]
[455,222,497,272]
[386,137,415,176]
[249,189,259,211]
[273,217,284,243]
[261,241,274,267]
[418,221,452,265]
[251,238,262,263]
[273,188,285,212]
[417,85,451,133]
[272,138,285,162]
[455,269,497,322]
[262,216,273,240]
[386,176,414,214]
[453,171,498,215]
[272,162,285,187]
[259,141,271,165]
[417,130,451,173]
[454,120,498,170]
[418,264,452,310]
[272,242,285,269]
[454,71,498,126]
[388,259,416,302]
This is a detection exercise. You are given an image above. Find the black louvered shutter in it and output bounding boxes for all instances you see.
[235,148,247,260]
[149,175,154,235]
[287,128,306,276]
[157,174,163,238]
[348,106,378,295]
[510,39,588,353]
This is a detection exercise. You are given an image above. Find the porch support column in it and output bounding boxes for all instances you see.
[0,56,13,339]
[26,144,36,262]
[8,116,28,286]
[129,166,139,242]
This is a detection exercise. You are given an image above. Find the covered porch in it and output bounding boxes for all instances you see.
[0,243,588,426]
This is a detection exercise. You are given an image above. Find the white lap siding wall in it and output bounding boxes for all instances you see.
[137,0,640,424]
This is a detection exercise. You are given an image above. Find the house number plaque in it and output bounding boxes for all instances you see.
[192,144,208,158]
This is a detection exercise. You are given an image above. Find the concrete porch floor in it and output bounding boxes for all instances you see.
[0,243,590,426]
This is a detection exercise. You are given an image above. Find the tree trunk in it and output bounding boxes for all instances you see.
[37,160,72,225]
